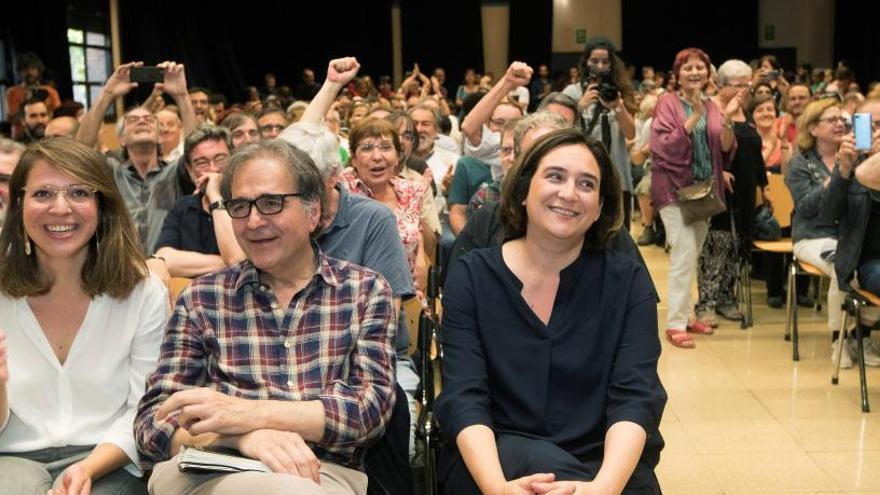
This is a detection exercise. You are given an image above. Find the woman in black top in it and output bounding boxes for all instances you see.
[436,129,665,495]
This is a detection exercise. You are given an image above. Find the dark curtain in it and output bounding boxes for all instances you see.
[400,0,483,95]
[621,0,759,73]
[508,0,552,70]
[1,1,74,101]
[119,1,393,105]
[834,2,880,91]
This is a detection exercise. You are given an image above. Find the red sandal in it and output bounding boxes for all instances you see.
[686,320,714,335]
[666,329,696,349]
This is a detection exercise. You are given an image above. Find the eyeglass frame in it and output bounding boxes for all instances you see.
[21,184,99,205]
[190,153,230,170]
[224,192,302,219]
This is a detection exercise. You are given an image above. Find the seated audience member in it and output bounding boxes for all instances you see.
[44,116,80,139]
[447,111,651,290]
[341,118,437,291]
[6,53,61,141]
[256,107,289,140]
[785,98,859,365]
[0,139,25,222]
[150,125,245,279]
[134,140,396,494]
[631,94,659,246]
[537,91,579,125]
[409,103,461,256]
[280,59,421,461]
[466,118,520,214]
[76,61,196,253]
[0,138,167,494]
[436,129,665,495]
[188,87,212,124]
[156,108,184,162]
[778,83,813,151]
[827,98,880,366]
[17,97,51,144]
[219,111,260,150]
[450,63,530,235]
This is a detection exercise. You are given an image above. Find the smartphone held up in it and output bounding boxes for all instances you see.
[853,112,873,151]
[130,66,165,84]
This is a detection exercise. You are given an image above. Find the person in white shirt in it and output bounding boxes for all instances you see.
[0,137,168,494]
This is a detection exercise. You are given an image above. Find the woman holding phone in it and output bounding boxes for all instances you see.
[0,138,167,494]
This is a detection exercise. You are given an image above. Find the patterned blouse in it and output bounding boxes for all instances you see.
[340,168,427,274]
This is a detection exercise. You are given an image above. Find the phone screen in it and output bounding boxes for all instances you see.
[854,112,872,151]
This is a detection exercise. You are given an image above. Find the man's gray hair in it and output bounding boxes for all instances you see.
[220,139,327,237]
[278,122,342,179]
[0,138,25,156]
[184,124,232,165]
[716,59,753,85]
[408,103,442,130]
[513,111,569,156]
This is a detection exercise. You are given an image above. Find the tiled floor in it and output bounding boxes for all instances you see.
[640,232,880,494]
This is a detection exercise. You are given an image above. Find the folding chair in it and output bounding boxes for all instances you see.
[748,173,794,327]
[785,257,828,361]
[832,288,880,413]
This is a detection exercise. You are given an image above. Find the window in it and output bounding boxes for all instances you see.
[67,27,111,111]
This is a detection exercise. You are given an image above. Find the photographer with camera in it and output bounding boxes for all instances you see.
[563,37,638,229]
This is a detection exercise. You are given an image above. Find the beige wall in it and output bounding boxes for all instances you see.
[758,0,835,68]
[481,4,510,79]
[552,0,622,53]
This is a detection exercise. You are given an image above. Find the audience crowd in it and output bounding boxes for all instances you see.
[1,42,880,495]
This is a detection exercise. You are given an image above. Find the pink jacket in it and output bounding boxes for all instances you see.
[649,91,736,210]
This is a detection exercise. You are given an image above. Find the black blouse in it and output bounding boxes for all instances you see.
[436,246,666,465]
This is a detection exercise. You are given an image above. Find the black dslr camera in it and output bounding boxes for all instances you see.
[583,68,618,103]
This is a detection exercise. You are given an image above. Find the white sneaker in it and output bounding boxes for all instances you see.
[848,337,880,367]
[832,338,854,369]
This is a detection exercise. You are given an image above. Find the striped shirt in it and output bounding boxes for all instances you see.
[134,249,397,469]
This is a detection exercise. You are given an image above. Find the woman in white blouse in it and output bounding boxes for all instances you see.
[0,138,167,494]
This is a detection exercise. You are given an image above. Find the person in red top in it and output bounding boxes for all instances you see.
[5,53,61,140]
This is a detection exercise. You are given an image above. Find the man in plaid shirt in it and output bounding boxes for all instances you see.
[134,140,396,494]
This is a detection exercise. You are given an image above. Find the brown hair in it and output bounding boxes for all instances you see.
[500,128,622,248]
[348,117,402,159]
[796,98,839,152]
[0,137,147,298]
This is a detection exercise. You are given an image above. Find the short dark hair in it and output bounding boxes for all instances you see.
[257,106,288,122]
[348,118,402,159]
[16,53,44,73]
[188,87,210,96]
[500,128,622,248]
[220,139,327,237]
[183,124,231,165]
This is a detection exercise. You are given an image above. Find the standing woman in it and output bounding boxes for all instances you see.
[0,138,167,493]
[437,129,665,494]
[563,36,639,229]
[694,60,764,326]
[650,48,738,348]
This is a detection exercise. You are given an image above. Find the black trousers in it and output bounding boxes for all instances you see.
[440,433,660,495]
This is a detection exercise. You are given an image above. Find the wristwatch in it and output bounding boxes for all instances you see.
[209,199,224,212]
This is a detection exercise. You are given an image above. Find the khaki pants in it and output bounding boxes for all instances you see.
[149,454,368,495]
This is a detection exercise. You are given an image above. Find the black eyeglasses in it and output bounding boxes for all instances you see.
[224,193,302,219]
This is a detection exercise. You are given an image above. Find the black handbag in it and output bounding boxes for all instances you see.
[675,175,727,224]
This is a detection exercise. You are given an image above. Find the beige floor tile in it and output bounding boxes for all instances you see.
[655,453,723,494]
[754,387,867,420]
[784,417,880,452]
[705,451,841,493]
[668,390,774,422]
[658,416,696,455]
[810,451,880,491]
[681,418,803,454]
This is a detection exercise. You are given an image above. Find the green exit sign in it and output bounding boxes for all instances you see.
[576,29,587,44]
[764,25,775,41]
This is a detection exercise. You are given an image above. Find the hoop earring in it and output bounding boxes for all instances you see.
[24,229,32,256]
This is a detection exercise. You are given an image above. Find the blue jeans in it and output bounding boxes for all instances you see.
[859,258,880,295]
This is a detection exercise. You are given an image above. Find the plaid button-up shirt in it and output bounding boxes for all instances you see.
[134,250,397,469]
